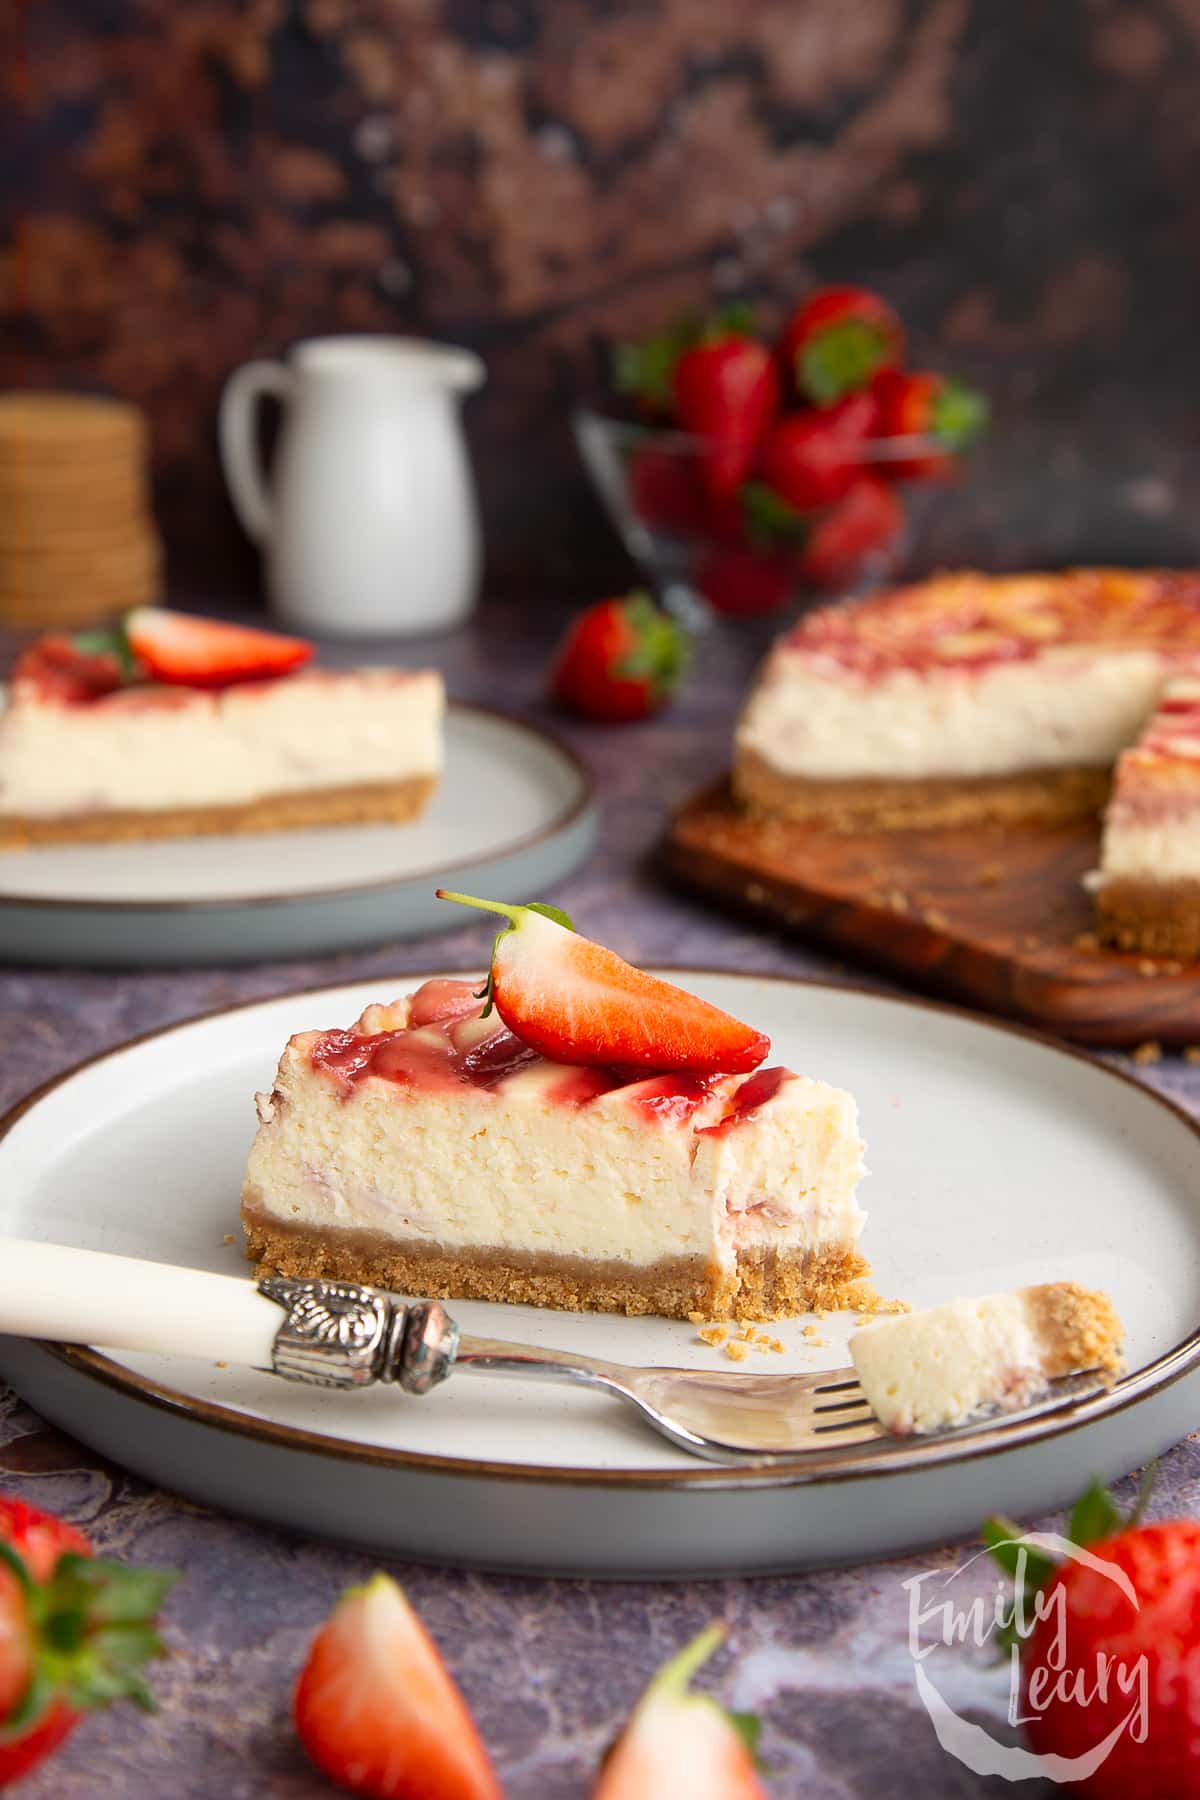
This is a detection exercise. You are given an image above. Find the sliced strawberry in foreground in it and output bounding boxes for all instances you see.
[591,1625,767,1799]
[294,1573,503,1800]
[124,607,313,689]
[435,894,770,1073]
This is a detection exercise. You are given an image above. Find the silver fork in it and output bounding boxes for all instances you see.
[0,1241,1114,1466]
[441,1337,1112,1462]
[256,1273,1117,1463]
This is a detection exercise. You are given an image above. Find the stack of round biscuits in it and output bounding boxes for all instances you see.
[0,392,163,629]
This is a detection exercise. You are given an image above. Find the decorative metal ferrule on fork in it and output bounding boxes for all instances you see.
[259,1276,460,1394]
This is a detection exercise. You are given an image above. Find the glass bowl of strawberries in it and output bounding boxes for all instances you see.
[576,285,987,624]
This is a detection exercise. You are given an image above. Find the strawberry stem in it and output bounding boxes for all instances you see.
[435,890,523,926]
[648,1623,727,1700]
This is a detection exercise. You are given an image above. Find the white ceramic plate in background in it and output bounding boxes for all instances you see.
[1,971,1198,1575]
[0,703,596,965]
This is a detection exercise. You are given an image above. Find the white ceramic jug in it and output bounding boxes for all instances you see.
[219,335,485,638]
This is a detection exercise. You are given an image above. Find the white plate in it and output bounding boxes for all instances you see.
[0,703,596,965]
[1,971,1199,1575]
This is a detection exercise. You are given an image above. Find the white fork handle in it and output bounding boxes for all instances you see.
[0,1239,281,1368]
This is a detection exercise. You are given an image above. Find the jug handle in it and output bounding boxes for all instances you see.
[218,360,294,545]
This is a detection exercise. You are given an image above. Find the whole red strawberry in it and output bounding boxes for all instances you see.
[0,1495,174,1787]
[626,444,707,535]
[798,476,903,590]
[986,1479,1200,1799]
[872,368,989,479]
[780,284,904,406]
[695,545,794,617]
[672,331,780,500]
[550,591,687,723]
[756,389,879,511]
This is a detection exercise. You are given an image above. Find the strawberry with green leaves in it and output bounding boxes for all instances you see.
[672,327,780,499]
[872,368,989,480]
[590,1625,767,1799]
[550,591,687,723]
[616,309,780,499]
[985,1475,1200,1799]
[435,893,771,1073]
[294,1573,503,1800]
[10,608,314,701]
[780,284,905,406]
[0,1495,175,1788]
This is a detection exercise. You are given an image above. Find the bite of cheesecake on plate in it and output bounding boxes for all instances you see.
[734,566,1200,954]
[0,607,443,849]
[242,897,872,1321]
[850,1281,1124,1437]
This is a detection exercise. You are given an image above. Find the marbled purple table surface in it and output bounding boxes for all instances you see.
[2,599,1198,1798]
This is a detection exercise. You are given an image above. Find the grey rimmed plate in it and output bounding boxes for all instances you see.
[0,702,596,966]
[1,970,1198,1576]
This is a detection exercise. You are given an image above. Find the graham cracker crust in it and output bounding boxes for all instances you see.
[733,749,1111,832]
[0,774,438,850]
[1025,1281,1125,1379]
[242,1207,872,1322]
[1094,875,1200,958]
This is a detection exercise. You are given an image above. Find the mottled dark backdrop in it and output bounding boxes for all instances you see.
[4,0,1200,598]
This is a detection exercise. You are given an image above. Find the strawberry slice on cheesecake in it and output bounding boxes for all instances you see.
[242,898,870,1320]
[0,608,443,849]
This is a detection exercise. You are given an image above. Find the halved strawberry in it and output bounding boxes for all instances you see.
[435,894,770,1073]
[293,1573,503,1800]
[124,607,313,689]
[591,1625,766,1799]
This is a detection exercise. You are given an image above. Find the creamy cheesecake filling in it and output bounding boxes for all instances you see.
[241,979,868,1320]
[0,669,443,816]
[1095,678,1200,886]
[850,1283,1123,1437]
[738,647,1167,783]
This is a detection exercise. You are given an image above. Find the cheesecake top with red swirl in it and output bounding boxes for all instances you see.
[780,568,1200,683]
[737,568,1200,788]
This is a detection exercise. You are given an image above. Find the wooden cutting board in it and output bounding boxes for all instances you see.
[665,778,1200,1048]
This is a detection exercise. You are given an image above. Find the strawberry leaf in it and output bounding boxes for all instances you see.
[526,903,575,932]
[799,318,890,405]
[930,379,989,451]
[1128,1460,1158,1529]
[611,592,689,701]
[741,480,811,549]
[2,1551,175,1735]
[0,1539,33,1596]
[727,1708,765,1768]
[982,1515,1059,1654]
[73,619,141,684]
[1068,1478,1122,1548]
[613,319,699,413]
[981,1516,1057,1587]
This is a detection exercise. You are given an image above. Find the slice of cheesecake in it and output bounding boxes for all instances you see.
[1093,677,1200,957]
[242,903,871,1321]
[850,1282,1124,1437]
[735,568,1200,830]
[0,610,443,849]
